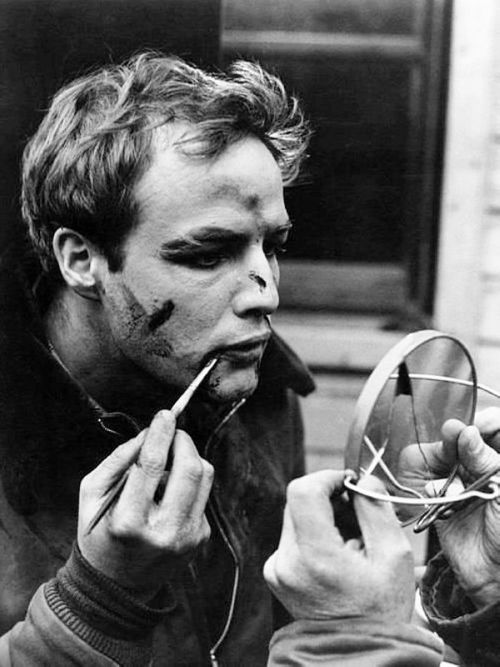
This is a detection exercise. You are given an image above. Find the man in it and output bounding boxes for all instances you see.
[0,52,314,664]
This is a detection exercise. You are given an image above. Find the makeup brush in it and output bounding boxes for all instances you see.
[85,357,219,535]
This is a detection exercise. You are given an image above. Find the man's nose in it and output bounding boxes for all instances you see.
[232,249,279,317]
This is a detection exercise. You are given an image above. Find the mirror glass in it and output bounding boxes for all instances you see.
[344,331,477,523]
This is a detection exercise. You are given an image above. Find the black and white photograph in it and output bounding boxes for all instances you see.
[0,1,498,665]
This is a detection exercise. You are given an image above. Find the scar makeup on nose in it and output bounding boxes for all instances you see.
[249,271,266,290]
[148,299,175,331]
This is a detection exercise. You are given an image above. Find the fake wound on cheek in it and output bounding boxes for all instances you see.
[148,299,175,332]
[120,286,175,356]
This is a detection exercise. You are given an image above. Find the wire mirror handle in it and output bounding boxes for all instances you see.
[343,475,500,506]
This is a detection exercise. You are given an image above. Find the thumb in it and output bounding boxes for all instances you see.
[452,423,500,479]
[353,475,409,559]
[263,550,279,591]
[475,407,500,451]
[286,470,346,547]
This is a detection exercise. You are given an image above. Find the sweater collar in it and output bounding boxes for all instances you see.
[261,329,315,397]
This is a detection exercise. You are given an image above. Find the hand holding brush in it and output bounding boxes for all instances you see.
[76,358,218,597]
[85,357,218,534]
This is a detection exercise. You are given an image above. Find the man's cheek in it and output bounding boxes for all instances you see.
[118,287,176,358]
[143,300,177,359]
[147,299,175,331]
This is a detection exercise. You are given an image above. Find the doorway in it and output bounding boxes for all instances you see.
[222,0,452,321]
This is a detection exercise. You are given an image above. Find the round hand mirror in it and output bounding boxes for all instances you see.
[343,329,489,529]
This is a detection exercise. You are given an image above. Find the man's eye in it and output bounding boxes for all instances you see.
[264,242,288,258]
[191,253,225,269]
[166,249,231,269]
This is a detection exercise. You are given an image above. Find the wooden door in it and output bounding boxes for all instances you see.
[222,0,452,319]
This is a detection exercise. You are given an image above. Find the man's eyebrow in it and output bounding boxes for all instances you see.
[160,222,292,254]
[160,227,248,254]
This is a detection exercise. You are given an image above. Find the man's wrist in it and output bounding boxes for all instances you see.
[48,542,176,640]
[461,579,500,610]
[270,617,443,666]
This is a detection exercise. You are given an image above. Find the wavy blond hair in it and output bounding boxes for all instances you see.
[21,52,310,273]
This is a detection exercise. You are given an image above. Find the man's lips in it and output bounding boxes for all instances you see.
[212,334,271,363]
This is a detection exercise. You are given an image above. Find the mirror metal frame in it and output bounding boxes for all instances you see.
[344,329,478,473]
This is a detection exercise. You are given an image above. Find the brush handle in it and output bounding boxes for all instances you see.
[84,470,130,535]
[170,357,219,417]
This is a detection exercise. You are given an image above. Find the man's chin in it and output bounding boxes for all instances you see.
[204,364,260,404]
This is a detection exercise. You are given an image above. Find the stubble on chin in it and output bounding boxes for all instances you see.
[203,361,262,405]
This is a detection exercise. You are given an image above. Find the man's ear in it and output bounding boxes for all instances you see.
[52,227,102,301]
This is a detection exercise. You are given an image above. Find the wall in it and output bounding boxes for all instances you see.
[434,0,500,393]
[0,0,221,253]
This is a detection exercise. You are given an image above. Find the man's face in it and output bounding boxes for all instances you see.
[96,132,290,403]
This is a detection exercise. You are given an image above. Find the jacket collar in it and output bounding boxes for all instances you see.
[261,330,315,397]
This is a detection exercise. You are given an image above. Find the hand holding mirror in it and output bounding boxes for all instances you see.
[343,330,500,531]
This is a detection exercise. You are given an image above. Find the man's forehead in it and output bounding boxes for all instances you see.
[205,180,261,211]
[136,170,265,220]
[136,130,284,222]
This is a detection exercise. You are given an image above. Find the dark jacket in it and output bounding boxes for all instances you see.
[268,618,443,666]
[421,551,500,667]
[0,254,315,665]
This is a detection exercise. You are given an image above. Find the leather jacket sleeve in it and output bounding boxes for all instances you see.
[288,389,307,481]
[421,551,500,667]
[0,544,173,666]
[267,618,443,666]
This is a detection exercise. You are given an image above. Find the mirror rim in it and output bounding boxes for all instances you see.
[344,329,478,473]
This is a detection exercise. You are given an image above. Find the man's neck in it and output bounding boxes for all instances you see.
[43,287,173,419]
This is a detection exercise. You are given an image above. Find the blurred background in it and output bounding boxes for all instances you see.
[1,0,499,530]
